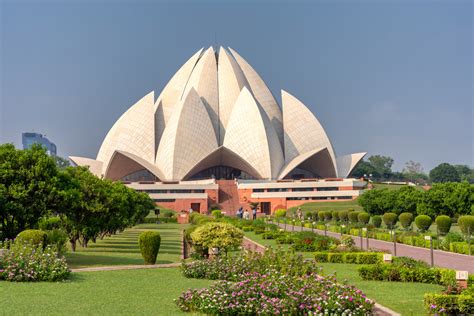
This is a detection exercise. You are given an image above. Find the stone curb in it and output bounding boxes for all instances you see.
[373,302,401,316]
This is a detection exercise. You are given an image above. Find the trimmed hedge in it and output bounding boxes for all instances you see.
[415,215,432,232]
[449,242,474,255]
[399,212,414,229]
[424,293,474,315]
[435,215,452,235]
[16,230,47,246]
[314,252,382,264]
[348,211,361,224]
[372,215,382,228]
[358,212,370,225]
[211,210,223,218]
[458,215,474,235]
[338,210,349,222]
[382,212,398,228]
[138,231,161,264]
[274,209,286,218]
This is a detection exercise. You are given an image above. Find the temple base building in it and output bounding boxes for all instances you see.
[71,47,366,214]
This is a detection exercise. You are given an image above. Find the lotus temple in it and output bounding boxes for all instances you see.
[70,47,367,214]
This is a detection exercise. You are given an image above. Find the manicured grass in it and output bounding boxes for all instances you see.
[318,263,443,315]
[290,200,363,214]
[0,268,212,315]
[66,223,185,268]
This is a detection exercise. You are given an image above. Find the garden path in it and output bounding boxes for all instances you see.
[273,222,474,273]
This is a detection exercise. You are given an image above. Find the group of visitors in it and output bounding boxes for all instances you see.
[236,206,257,220]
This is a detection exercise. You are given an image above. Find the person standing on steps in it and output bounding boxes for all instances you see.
[243,209,250,220]
[252,207,257,220]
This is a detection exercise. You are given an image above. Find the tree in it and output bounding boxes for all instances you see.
[349,160,380,179]
[403,160,424,174]
[402,161,428,183]
[429,163,460,183]
[0,144,59,239]
[368,155,394,179]
[454,165,474,184]
[416,182,473,218]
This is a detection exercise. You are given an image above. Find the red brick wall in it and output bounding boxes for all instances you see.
[156,198,209,214]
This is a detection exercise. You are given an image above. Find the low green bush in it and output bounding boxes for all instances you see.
[1,241,70,282]
[399,212,414,229]
[424,293,474,315]
[358,212,370,225]
[415,215,432,232]
[435,215,452,235]
[314,252,381,264]
[327,253,344,263]
[439,232,464,250]
[338,210,349,222]
[211,210,223,218]
[449,242,474,255]
[318,212,325,221]
[191,222,243,253]
[38,216,62,230]
[16,230,48,247]
[138,231,161,264]
[348,211,361,224]
[323,211,332,222]
[274,209,286,218]
[45,229,68,255]
[458,215,474,235]
[372,215,382,228]
[382,212,398,229]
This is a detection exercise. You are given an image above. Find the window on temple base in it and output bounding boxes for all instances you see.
[261,202,271,215]
[191,203,200,212]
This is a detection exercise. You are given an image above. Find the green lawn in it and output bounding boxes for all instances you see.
[289,200,363,214]
[0,268,212,315]
[66,223,185,268]
[244,231,443,315]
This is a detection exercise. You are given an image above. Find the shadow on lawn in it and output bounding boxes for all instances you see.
[66,253,175,268]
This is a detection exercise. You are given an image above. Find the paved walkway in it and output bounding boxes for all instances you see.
[273,221,474,273]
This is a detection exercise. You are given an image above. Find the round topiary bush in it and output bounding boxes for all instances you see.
[331,211,339,221]
[458,215,474,235]
[372,215,382,228]
[415,215,432,232]
[318,211,325,221]
[338,210,349,222]
[382,213,398,229]
[399,212,414,229]
[138,231,161,264]
[211,210,223,218]
[190,222,243,253]
[274,209,287,218]
[435,215,452,235]
[16,229,48,246]
[323,211,332,222]
[358,212,370,225]
[348,211,361,224]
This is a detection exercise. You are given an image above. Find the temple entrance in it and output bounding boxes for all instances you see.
[260,202,271,215]
[190,203,200,212]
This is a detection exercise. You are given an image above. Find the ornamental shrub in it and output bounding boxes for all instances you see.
[338,210,349,222]
[435,215,452,235]
[424,293,474,315]
[211,210,223,218]
[1,241,70,282]
[323,211,332,221]
[458,215,474,235]
[372,215,382,228]
[317,211,325,221]
[38,216,62,230]
[16,230,47,247]
[46,229,68,255]
[382,212,398,228]
[348,211,361,224]
[138,231,161,264]
[274,209,286,218]
[331,211,339,221]
[415,215,432,232]
[191,222,243,253]
[358,212,370,225]
[439,232,464,250]
[399,212,414,229]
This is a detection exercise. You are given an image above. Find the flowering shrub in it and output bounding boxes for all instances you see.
[181,248,320,281]
[176,271,374,315]
[0,241,70,282]
[290,231,339,252]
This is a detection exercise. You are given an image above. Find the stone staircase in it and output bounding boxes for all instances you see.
[216,180,242,215]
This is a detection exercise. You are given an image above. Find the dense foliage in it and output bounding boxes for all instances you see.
[435,215,452,235]
[415,215,432,232]
[138,231,161,264]
[190,222,243,253]
[0,144,156,248]
[358,182,473,217]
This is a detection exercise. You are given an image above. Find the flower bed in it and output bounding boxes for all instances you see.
[0,241,70,282]
[314,252,382,264]
[177,271,374,315]
[424,290,474,315]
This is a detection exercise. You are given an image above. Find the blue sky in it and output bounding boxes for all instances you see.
[1,0,472,172]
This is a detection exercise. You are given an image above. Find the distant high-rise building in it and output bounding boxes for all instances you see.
[22,132,57,156]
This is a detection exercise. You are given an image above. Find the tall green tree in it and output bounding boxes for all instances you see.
[368,155,394,179]
[0,144,59,239]
[429,163,460,183]
[454,165,474,184]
